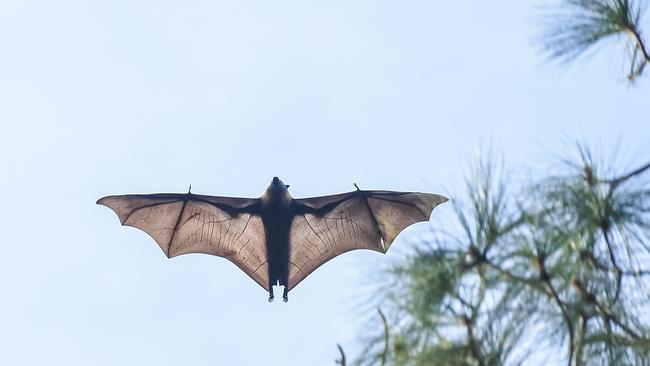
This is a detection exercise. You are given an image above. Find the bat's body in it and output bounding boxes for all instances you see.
[260,179,293,301]
[98,177,447,302]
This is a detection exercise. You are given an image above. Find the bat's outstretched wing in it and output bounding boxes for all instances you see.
[97,193,269,289]
[288,190,447,289]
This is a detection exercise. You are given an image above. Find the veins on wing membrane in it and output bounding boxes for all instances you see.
[176,208,241,249]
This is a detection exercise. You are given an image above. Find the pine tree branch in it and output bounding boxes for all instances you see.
[353,145,650,365]
[539,0,650,81]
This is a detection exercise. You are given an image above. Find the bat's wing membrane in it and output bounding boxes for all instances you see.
[97,194,269,290]
[288,190,447,289]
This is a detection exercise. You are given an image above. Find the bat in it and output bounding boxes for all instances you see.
[97,177,448,302]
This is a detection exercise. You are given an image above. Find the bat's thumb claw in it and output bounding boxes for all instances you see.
[268,296,274,303]
[282,297,288,303]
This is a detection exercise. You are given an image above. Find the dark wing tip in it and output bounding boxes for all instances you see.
[96,195,117,206]
[429,193,450,206]
[96,196,127,224]
[421,193,450,220]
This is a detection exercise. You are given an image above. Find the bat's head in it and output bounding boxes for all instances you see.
[262,177,292,207]
[271,176,289,189]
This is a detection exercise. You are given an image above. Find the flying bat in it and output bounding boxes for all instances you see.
[97,177,447,302]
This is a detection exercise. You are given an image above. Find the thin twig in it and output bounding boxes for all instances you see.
[574,279,643,341]
[540,268,575,366]
[574,314,587,366]
[597,304,642,340]
[378,308,389,366]
[582,249,650,276]
[604,160,650,186]
[625,25,650,80]
[627,27,650,64]
[485,259,539,286]
[602,229,623,304]
[463,315,487,366]
[336,344,346,366]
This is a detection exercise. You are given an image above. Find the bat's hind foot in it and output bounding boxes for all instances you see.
[282,288,288,302]
[268,295,274,303]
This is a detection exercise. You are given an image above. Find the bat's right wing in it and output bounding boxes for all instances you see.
[288,190,447,290]
[97,193,269,290]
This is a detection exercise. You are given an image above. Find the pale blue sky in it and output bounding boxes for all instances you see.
[0,1,648,365]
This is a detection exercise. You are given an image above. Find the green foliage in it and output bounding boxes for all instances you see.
[539,0,650,81]
[347,146,650,366]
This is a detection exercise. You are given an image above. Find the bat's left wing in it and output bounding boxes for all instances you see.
[288,190,447,290]
[97,193,270,290]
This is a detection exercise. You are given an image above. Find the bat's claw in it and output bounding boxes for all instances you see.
[268,295,274,303]
[282,296,288,303]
